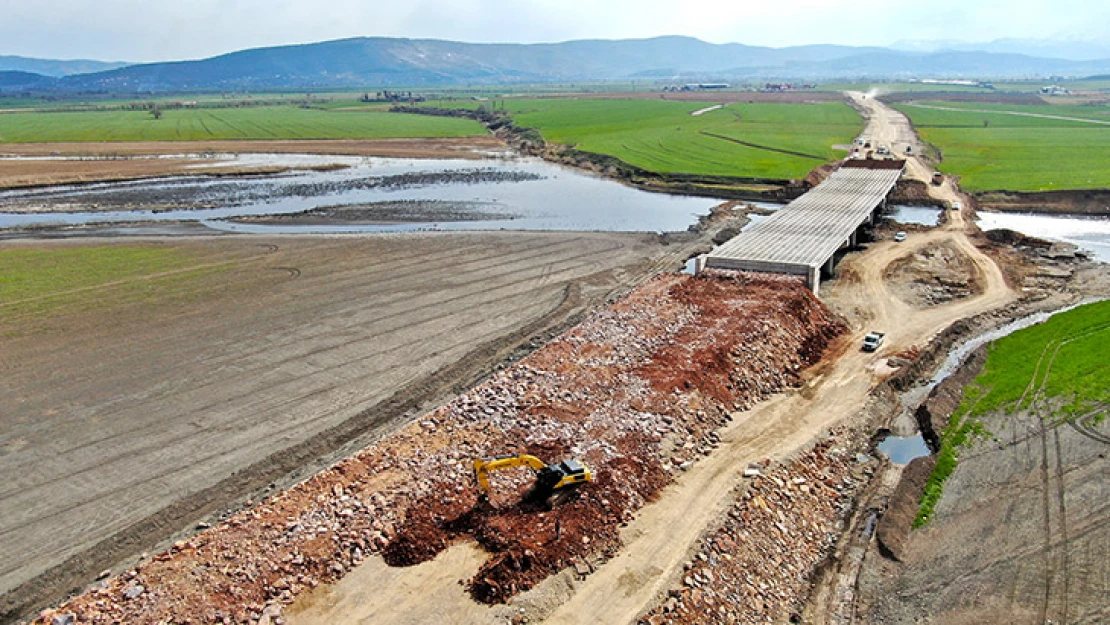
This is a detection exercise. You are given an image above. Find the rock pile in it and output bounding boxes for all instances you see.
[37,271,845,624]
[639,433,872,625]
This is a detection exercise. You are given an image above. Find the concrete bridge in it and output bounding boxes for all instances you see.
[703,159,906,295]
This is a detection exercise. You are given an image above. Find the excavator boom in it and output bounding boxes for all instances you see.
[473,453,593,503]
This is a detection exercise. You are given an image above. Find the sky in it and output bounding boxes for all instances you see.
[3,0,1108,62]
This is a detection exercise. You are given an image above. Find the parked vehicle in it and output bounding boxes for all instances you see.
[894,231,907,242]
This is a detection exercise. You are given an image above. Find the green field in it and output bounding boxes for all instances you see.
[894,100,1110,192]
[0,105,486,143]
[0,245,226,326]
[438,98,863,180]
[917,300,1110,525]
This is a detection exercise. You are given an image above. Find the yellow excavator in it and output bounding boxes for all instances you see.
[473,454,593,505]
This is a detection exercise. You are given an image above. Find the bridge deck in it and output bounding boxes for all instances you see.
[705,161,905,287]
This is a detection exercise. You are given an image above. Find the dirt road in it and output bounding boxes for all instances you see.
[288,97,1018,625]
[0,231,690,619]
[904,102,1110,126]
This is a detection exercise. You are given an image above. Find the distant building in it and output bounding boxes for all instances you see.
[761,83,816,92]
[665,83,731,92]
[1040,85,1071,96]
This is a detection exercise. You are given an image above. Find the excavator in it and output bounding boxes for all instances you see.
[473,454,593,506]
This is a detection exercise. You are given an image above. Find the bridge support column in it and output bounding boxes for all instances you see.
[807,266,821,296]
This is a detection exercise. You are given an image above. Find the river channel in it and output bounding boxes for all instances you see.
[0,155,721,234]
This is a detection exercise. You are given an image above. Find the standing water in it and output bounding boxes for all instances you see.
[0,155,720,234]
[977,211,1110,263]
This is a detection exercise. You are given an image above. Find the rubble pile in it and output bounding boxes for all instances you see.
[884,243,979,307]
[639,433,872,625]
[38,271,845,624]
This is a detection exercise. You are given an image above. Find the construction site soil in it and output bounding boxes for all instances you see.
[32,270,844,624]
[810,247,1110,625]
[882,241,982,308]
[2,230,714,624]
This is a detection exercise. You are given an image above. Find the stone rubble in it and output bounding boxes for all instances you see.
[638,431,873,625]
[36,271,845,624]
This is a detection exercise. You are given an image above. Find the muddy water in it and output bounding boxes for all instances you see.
[887,205,942,226]
[876,434,930,464]
[0,155,720,234]
[977,211,1110,262]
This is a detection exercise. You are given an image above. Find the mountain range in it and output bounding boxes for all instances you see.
[3,36,1109,93]
[889,38,1110,62]
[0,55,130,77]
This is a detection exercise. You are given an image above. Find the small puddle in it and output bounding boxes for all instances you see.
[876,434,931,465]
[886,205,941,226]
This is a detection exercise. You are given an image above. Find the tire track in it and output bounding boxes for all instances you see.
[1,275,597,618]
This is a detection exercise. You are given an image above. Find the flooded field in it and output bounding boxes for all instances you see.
[0,155,719,234]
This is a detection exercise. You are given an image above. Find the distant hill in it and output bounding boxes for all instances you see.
[890,38,1110,63]
[807,49,1110,79]
[0,55,130,77]
[10,36,1110,93]
[0,70,56,91]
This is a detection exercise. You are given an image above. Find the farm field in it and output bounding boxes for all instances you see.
[893,100,1110,192]
[917,300,1110,525]
[0,105,486,142]
[0,231,692,616]
[436,97,863,180]
[864,300,1110,624]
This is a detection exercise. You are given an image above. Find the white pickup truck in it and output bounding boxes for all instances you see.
[862,331,885,352]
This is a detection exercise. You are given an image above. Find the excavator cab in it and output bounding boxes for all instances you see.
[474,454,593,506]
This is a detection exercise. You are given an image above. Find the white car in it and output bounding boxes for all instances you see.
[893,231,907,242]
[951,201,962,211]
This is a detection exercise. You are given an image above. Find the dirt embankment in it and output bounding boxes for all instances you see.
[2,232,698,625]
[392,105,811,202]
[638,432,873,624]
[975,188,1110,215]
[889,179,945,206]
[883,241,983,308]
[35,271,845,625]
[914,347,989,451]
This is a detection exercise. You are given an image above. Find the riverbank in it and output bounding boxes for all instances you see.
[0,138,510,191]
